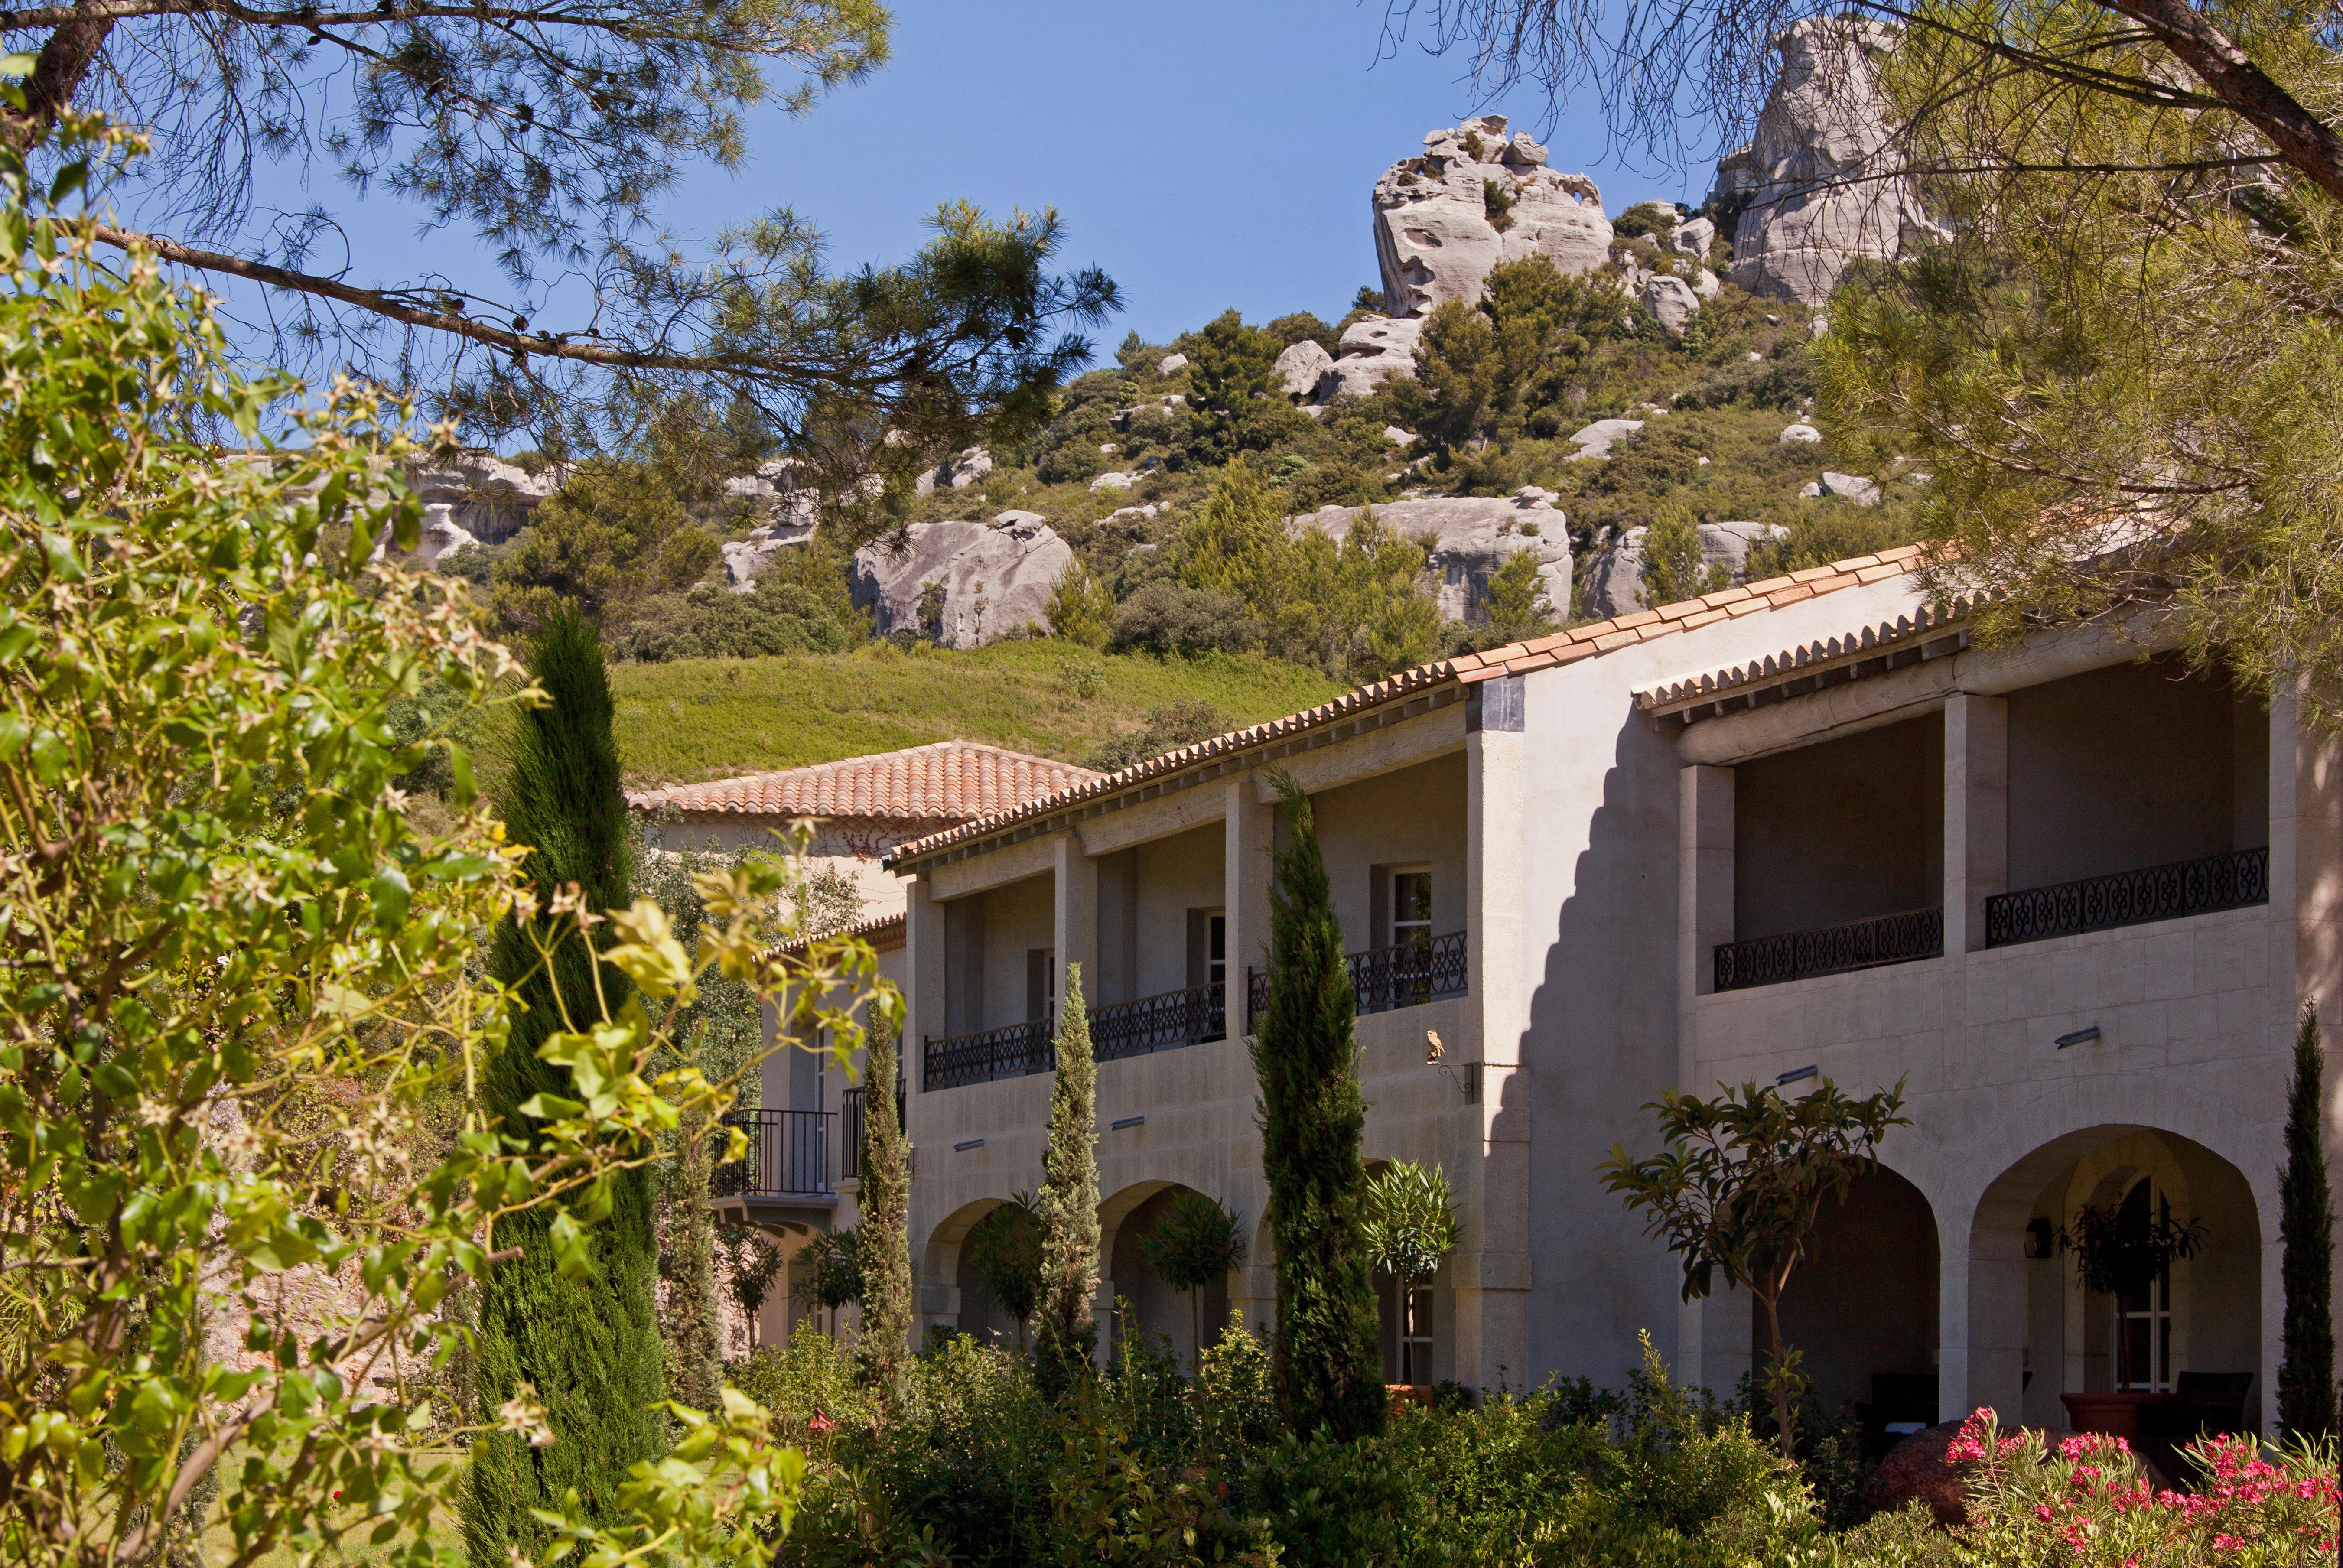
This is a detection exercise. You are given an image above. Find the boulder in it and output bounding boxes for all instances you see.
[1691,268,1721,299]
[1089,471,1139,493]
[414,504,479,566]
[1674,215,1717,258]
[1372,114,1614,318]
[849,513,1073,648]
[1819,469,1882,505]
[1384,426,1419,447]
[1566,417,1645,460]
[914,446,994,497]
[1712,19,1947,306]
[1288,493,1570,624]
[1779,422,1823,443]
[407,451,553,544]
[1640,273,1703,335]
[1316,315,1423,400]
[1158,352,1189,376]
[1275,339,1336,403]
[1581,520,1787,618]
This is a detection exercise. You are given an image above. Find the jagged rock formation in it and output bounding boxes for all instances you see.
[850,512,1073,647]
[408,451,552,543]
[1287,491,1571,624]
[1580,520,1787,618]
[1373,116,1614,319]
[1712,20,1945,306]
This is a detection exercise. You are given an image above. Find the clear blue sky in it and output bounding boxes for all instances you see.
[236,0,1721,362]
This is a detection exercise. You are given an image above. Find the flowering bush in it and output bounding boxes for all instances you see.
[1942,1408,2339,1566]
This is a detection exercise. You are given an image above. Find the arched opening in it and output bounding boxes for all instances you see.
[1107,1183,1232,1371]
[1970,1126,2262,1446]
[1775,1164,1940,1449]
[921,1197,1025,1347]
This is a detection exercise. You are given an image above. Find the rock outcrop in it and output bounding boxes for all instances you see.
[1372,115,1614,319]
[721,514,817,589]
[914,446,994,497]
[1802,470,1882,504]
[407,451,552,543]
[1314,315,1423,402]
[1566,417,1645,460]
[850,512,1073,647]
[1580,520,1787,618]
[1276,338,1336,403]
[1712,19,1945,306]
[1287,491,1571,624]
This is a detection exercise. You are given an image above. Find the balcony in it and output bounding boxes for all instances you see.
[1092,982,1225,1064]
[1984,846,2268,948]
[839,1083,904,1181]
[923,1017,1054,1092]
[1246,930,1469,1031]
[713,1108,836,1197]
[1714,907,1943,993]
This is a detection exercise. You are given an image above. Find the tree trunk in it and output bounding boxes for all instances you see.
[1755,1289,1796,1461]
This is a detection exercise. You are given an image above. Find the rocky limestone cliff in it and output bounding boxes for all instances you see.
[408,451,552,543]
[1289,491,1571,623]
[1373,115,1614,319]
[1580,520,1786,618]
[1712,19,1944,306]
[851,512,1072,647]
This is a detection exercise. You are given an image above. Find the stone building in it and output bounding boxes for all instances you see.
[729,549,2340,1440]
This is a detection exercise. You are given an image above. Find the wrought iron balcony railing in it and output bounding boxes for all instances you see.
[923,1017,1054,1092]
[839,1083,902,1179]
[1246,930,1469,1032]
[1985,846,2268,948]
[713,1109,836,1197]
[1091,982,1226,1063]
[1714,907,1943,993]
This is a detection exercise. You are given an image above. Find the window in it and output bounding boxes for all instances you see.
[1390,868,1432,956]
[1207,912,1227,991]
[1402,1286,1435,1387]
[2113,1177,2177,1392]
[1027,949,1056,1023]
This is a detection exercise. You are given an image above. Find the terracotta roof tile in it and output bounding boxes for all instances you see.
[883,544,1935,869]
[1634,596,1986,712]
[626,740,1101,821]
[764,910,907,961]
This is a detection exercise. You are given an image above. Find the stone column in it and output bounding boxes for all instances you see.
[905,874,946,1103]
[1943,693,2009,954]
[1946,1196,2028,1424]
[1673,764,1735,1388]
[1224,775,1274,1035]
[1053,829,1098,1016]
[1450,684,1531,1393]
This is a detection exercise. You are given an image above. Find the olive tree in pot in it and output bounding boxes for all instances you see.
[1136,1192,1249,1370]
[1360,1161,1461,1390]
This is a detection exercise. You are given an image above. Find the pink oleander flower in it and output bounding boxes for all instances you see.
[808,1409,834,1435]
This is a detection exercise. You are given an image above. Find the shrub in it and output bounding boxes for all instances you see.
[609,578,862,662]
[1084,699,1236,771]
[732,1321,874,1437]
[1195,1315,1277,1460]
[1243,1430,1407,1568]
[1111,582,1262,655]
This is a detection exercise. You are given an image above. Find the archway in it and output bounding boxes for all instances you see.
[1106,1182,1233,1371]
[922,1197,1024,1347]
[1776,1165,1940,1444]
[1967,1127,2262,1435]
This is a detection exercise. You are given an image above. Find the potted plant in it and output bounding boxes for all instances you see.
[2059,1201,2208,1296]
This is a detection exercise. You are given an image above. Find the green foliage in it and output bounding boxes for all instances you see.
[466,609,670,1561]
[1113,582,1263,656]
[732,1320,874,1437]
[1477,548,1558,645]
[1045,1388,1281,1567]
[609,577,862,663]
[1639,510,1729,607]
[1036,964,1103,1399]
[1399,260,1626,453]
[0,116,884,1568]
[1136,1194,1250,1363]
[966,1194,1047,1342]
[724,1224,790,1322]
[1243,1429,1407,1568]
[491,459,720,631]
[789,1226,866,1312]
[1194,1315,1278,1459]
[858,1019,915,1401]
[1599,1080,1909,1459]
[2278,1007,2335,1439]
[662,1117,727,1414]
[1084,699,1236,772]
[1266,311,1339,355]
[1048,556,1119,647]
[1185,309,1283,457]
[1360,1163,1460,1325]
[1254,777,1385,1443]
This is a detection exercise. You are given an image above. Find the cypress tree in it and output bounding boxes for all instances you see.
[1252,774,1385,1441]
[462,610,666,1566]
[1034,963,1101,1399]
[2278,1005,2336,1440]
[856,1018,914,1405]
[662,1114,724,1413]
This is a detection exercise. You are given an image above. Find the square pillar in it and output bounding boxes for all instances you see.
[1224,776,1274,1035]
[1053,830,1098,1017]
[905,874,946,1100]
[1944,693,2008,954]
[1678,763,1735,1012]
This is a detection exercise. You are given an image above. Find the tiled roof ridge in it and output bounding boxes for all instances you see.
[762,908,907,961]
[625,739,1101,818]
[885,541,1937,869]
[1635,588,1993,711]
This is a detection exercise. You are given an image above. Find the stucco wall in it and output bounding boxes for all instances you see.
[1133,823,1227,999]
[1734,713,1943,938]
[1309,752,1468,952]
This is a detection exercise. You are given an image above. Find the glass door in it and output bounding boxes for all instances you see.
[2112,1177,2175,1392]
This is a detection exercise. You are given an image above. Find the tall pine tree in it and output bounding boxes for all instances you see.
[1252,775,1385,1441]
[857,1017,914,1407]
[462,610,666,1566]
[1035,963,1101,1400]
[2278,1006,2336,1440]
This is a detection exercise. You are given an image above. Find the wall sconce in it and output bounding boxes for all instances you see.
[1426,1031,1481,1103]
[1110,1115,1145,1131]
[1776,1064,1819,1087]
[2055,1025,2101,1049]
[953,1138,985,1152]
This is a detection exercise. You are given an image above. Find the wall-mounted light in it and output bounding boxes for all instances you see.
[1110,1115,1145,1131]
[1776,1064,1819,1087]
[953,1138,985,1152]
[2054,1025,2101,1049]
[2024,1218,2056,1259]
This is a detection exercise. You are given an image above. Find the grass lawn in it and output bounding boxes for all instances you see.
[608,642,1345,787]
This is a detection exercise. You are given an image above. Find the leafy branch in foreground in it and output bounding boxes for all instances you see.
[0,96,892,1568]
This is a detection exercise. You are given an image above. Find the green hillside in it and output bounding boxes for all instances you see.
[609,641,1344,787]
